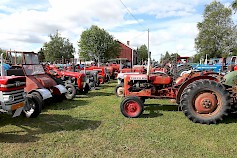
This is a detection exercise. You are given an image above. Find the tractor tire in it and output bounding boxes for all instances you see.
[22,94,42,118]
[65,83,76,100]
[140,97,146,103]
[31,91,44,107]
[180,79,231,124]
[120,96,144,118]
[114,83,124,97]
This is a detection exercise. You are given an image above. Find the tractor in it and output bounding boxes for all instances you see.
[44,64,89,95]
[5,51,75,106]
[0,54,41,118]
[85,66,110,84]
[119,54,223,124]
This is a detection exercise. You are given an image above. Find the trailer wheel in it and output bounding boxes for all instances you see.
[65,83,76,100]
[180,79,230,124]
[120,96,144,118]
[23,94,42,118]
[114,83,124,97]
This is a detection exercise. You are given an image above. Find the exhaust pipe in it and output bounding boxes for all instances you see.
[1,53,4,76]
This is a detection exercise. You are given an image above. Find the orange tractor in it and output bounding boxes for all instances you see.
[119,56,223,124]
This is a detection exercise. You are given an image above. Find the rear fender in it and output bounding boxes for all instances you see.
[34,88,52,100]
[53,84,67,95]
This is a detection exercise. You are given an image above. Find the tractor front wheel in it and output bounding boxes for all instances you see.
[65,83,76,100]
[22,94,42,118]
[120,96,144,118]
[180,79,230,124]
[114,83,124,97]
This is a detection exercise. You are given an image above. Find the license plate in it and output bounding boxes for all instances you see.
[12,101,25,111]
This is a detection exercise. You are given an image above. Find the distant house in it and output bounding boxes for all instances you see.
[117,41,138,66]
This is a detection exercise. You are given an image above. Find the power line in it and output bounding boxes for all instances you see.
[119,0,146,30]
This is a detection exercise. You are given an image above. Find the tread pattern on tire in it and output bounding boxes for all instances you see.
[180,79,231,124]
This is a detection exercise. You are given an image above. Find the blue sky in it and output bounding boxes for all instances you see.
[0,0,235,61]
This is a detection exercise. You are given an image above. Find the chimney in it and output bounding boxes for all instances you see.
[127,41,130,46]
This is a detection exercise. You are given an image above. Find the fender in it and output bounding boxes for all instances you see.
[33,88,52,100]
[176,76,218,104]
[54,84,67,94]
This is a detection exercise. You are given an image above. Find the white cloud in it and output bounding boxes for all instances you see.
[0,0,235,60]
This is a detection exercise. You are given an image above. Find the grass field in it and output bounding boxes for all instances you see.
[1,81,237,158]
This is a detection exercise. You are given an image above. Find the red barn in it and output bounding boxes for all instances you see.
[117,41,137,66]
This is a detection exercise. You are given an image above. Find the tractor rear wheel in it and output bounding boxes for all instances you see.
[180,79,230,124]
[23,94,42,118]
[114,83,124,97]
[120,96,144,118]
[65,83,76,100]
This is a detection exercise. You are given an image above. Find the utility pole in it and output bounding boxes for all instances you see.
[147,29,150,76]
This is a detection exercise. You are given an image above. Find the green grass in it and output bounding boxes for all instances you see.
[1,81,237,157]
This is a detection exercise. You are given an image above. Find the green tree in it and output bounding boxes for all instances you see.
[195,1,237,59]
[43,30,75,62]
[137,44,148,64]
[193,53,202,63]
[0,48,7,59]
[37,48,45,62]
[78,25,120,64]
[232,0,237,11]
[0,48,4,55]
[160,51,171,63]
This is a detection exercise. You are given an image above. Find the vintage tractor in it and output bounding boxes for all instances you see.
[44,64,89,95]
[81,70,99,89]
[119,61,222,124]
[0,54,41,118]
[5,51,74,105]
[85,66,110,84]
[193,56,237,73]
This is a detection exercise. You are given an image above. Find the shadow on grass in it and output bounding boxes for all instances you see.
[137,104,179,118]
[144,104,237,124]
[79,91,115,98]
[144,104,180,111]
[0,114,101,143]
[222,112,237,124]
[100,82,116,88]
[43,99,89,111]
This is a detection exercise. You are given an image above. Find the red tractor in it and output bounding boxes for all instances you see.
[119,68,222,123]
[85,66,110,84]
[44,64,89,95]
[0,54,41,118]
[5,51,75,106]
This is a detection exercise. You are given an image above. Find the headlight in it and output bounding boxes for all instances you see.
[3,95,14,102]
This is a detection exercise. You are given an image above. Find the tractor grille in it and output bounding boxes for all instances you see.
[2,89,25,106]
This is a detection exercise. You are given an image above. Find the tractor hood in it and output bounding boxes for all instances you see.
[0,76,26,85]
[61,71,84,78]
[223,71,237,86]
